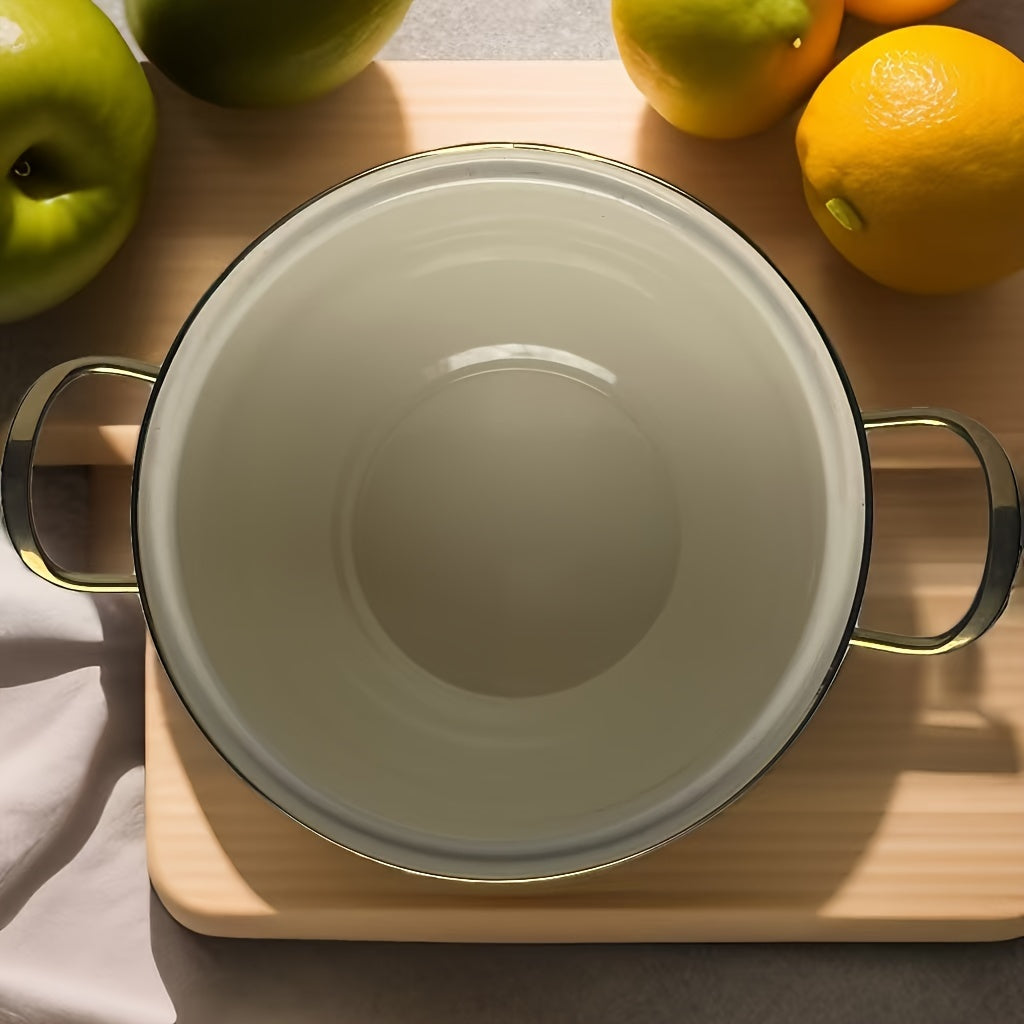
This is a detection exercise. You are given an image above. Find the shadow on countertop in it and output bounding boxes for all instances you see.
[148,885,1024,1024]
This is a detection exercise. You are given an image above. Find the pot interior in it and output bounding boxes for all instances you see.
[137,146,868,879]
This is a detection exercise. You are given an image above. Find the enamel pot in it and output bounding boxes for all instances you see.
[4,145,1020,882]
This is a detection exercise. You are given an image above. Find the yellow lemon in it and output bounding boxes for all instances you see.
[844,0,959,26]
[612,0,844,139]
[797,26,1024,294]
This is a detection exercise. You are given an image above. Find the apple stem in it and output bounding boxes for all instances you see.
[11,158,31,179]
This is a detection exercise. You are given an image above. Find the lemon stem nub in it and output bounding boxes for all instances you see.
[825,197,864,231]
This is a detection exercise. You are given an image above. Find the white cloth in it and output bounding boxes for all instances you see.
[0,475,171,1024]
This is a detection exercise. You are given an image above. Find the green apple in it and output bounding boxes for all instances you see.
[125,0,414,108]
[0,0,156,324]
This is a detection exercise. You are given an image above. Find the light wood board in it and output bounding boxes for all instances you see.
[60,59,1024,940]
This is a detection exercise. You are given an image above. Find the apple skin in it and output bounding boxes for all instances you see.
[0,0,156,324]
[125,0,414,108]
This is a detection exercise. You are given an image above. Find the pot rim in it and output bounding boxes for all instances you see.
[131,143,874,883]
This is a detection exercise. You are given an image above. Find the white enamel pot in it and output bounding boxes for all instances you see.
[4,145,1021,882]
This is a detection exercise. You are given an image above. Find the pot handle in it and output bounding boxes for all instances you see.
[851,408,1022,656]
[1,357,159,594]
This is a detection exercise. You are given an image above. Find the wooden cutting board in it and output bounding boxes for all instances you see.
[37,58,1024,941]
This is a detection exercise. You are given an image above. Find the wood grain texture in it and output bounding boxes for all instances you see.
[65,60,1024,941]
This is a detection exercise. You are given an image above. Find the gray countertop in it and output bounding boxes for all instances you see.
[27,2,1024,1021]
[99,0,620,59]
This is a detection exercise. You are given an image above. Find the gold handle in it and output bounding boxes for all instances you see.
[851,409,1022,656]
[1,357,159,593]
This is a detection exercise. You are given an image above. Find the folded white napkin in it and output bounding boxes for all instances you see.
[0,473,172,1023]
